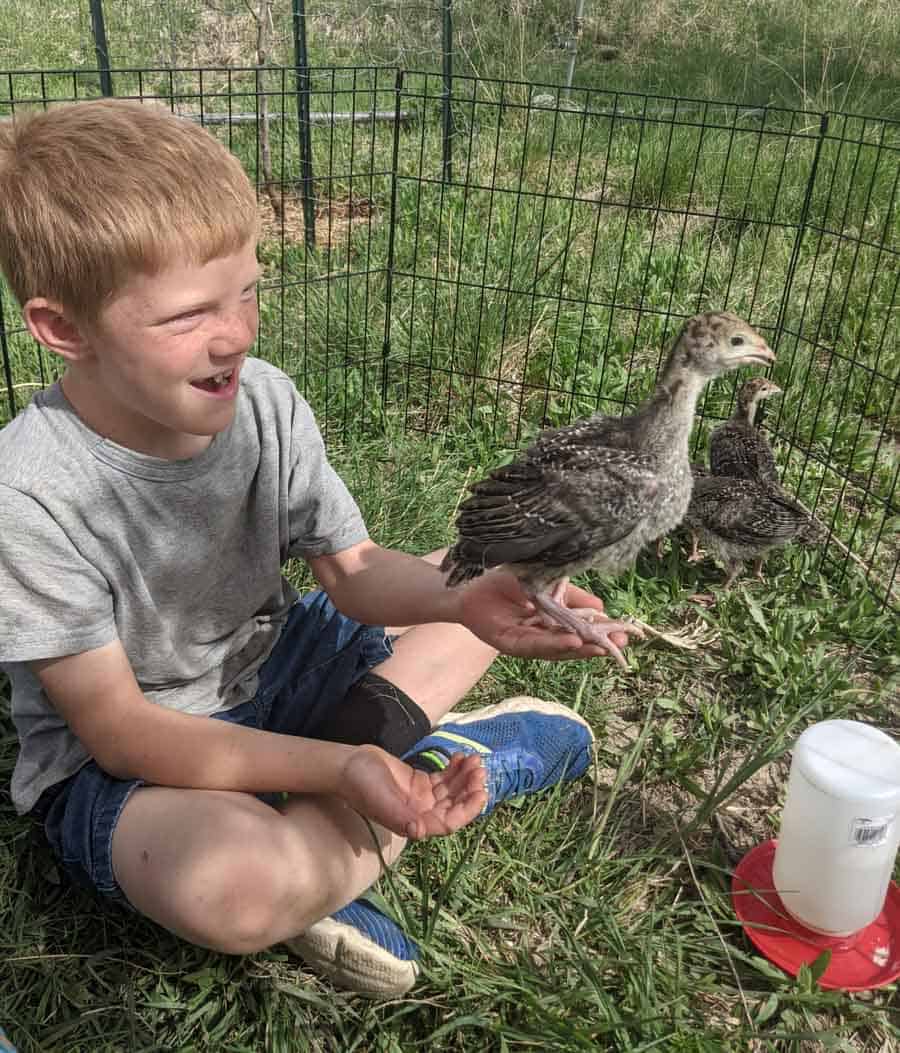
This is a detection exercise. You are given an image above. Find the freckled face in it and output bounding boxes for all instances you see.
[67,240,261,459]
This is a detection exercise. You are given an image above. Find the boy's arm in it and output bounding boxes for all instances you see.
[309,540,630,660]
[29,641,487,838]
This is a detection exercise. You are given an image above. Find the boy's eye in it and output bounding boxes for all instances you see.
[168,310,204,324]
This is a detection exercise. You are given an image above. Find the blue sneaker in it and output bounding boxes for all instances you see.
[405,696,595,816]
[0,1026,17,1053]
[285,898,419,997]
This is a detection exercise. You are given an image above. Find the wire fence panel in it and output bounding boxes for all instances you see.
[0,68,897,608]
[0,65,403,441]
[0,0,581,87]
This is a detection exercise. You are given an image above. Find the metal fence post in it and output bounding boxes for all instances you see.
[0,295,16,421]
[564,0,587,93]
[381,69,405,408]
[441,0,454,182]
[773,112,830,347]
[89,0,114,97]
[292,0,316,249]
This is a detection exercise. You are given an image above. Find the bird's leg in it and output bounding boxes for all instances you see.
[686,531,704,563]
[752,557,766,581]
[722,563,743,590]
[691,557,742,607]
[527,576,629,630]
[529,589,644,671]
[522,577,571,629]
[549,577,570,606]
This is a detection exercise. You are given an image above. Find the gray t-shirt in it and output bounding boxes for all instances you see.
[0,356,368,814]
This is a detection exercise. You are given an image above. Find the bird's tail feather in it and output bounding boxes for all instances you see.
[440,548,485,588]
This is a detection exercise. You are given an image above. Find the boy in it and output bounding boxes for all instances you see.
[0,99,631,998]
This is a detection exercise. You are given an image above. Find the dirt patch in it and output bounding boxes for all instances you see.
[258,192,379,250]
[591,699,791,868]
[705,755,790,860]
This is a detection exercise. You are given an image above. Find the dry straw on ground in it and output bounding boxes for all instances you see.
[258,192,378,250]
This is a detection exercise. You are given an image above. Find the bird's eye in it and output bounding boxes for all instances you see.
[730,335,745,347]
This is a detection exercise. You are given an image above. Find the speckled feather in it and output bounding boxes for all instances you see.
[709,378,780,484]
[684,474,822,575]
[442,311,775,594]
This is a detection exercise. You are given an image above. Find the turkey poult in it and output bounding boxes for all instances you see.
[709,377,781,483]
[683,475,823,588]
[441,311,775,667]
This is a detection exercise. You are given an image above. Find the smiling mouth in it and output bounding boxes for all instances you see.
[191,369,235,392]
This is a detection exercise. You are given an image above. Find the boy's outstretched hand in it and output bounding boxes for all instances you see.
[340,744,487,840]
[456,571,634,661]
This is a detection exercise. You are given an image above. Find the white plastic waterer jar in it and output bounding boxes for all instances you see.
[772,719,900,937]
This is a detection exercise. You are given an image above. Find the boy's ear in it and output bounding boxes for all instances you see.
[23,298,92,363]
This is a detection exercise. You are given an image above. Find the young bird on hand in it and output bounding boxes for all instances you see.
[441,312,775,667]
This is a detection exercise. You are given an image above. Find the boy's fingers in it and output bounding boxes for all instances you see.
[403,756,487,838]
[444,757,487,801]
[406,794,483,839]
[436,790,487,834]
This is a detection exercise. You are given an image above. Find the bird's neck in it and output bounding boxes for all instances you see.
[642,366,707,453]
[735,395,760,426]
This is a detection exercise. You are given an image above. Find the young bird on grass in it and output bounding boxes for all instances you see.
[441,311,775,667]
[709,377,782,483]
[683,474,824,590]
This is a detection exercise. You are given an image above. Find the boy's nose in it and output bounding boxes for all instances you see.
[213,308,256,353]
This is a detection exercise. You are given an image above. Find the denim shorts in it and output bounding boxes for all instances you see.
[32,590,393,907]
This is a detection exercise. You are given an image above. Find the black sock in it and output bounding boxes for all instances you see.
[307,672,432,757]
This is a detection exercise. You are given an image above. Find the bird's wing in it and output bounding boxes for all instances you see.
[449,447,660,571]
[695,479,811,546]
[755,442,779,485]
[710,423,779,483]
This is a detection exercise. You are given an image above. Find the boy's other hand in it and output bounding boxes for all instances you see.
[457,572,632,661]
[341,746,487,840]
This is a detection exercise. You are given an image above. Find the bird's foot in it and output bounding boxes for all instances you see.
[530,593,644,670]
[686,533,704,563]
[752,558,766,582]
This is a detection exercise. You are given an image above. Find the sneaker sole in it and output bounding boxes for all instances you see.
[286,919,419,999]
[438,695,596,743]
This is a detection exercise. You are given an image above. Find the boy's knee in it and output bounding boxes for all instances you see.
[175,818,315,954]
[307,673,431,756]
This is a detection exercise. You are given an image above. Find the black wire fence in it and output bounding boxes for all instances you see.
[0,0,585,91]
[0,68,897,610]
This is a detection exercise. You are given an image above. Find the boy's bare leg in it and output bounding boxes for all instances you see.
[112,548,493,954]
[373,547,498,725]
[112,784,406,955]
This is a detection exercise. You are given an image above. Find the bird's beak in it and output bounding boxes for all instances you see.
[734,340,775,367]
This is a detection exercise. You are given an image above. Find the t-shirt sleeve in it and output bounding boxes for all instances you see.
[0,484,117,662]
[285,395,369,559]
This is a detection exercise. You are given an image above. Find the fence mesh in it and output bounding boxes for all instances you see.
[0,68,897,608]
[0,0,581,84]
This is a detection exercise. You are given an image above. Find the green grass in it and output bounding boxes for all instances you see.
[2,4,900,1051]
[2,0,900,119]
